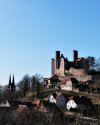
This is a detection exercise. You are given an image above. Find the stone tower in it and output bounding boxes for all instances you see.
[55,51,60,69]
[73,50,78,61]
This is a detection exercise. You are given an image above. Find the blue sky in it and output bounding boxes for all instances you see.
[0,0,100,85]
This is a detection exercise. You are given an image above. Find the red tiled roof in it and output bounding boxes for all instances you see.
[61,78,78,84]
[44,98,48,101]
[75,57,84,61]
[67,96,93,107]
[14,105,27,115]
[55,93,62,100]
[68,96,74,100]
[19,105,27,109]
[32,100,40,105]
[61,78,71,84]
[48,74,58,80]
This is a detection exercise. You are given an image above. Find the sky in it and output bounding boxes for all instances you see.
[0,0,100,85]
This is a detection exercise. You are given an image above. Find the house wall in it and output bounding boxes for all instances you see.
[60,86,72,91]
[66,100,87,110]
[60,81,78,91]
[48,80,51,85]
[56,94,66,107]
[66,100,77,110]
[48,94,56,103]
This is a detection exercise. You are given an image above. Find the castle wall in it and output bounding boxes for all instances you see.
[55,57,65,76]
[59,75,100,83]
[58,75,92,82]
[65,68,85,76]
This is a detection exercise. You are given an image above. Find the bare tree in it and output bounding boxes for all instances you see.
[17,74,30,97]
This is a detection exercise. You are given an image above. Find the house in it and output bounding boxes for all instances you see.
[32,100,40,110]
[45,92,66,107]
[43,78,48,85]
[14,104,28,115]
[38,100,64,117]
[48,74,59,85]
[60,78,78,91]
[66,95,93,111]
[0,100,11,107]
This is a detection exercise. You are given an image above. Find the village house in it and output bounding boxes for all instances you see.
[13,104,28,116]
[43,74,59,85]
[44,92,66,107]
[0,100,11,107]
[66,95,93,111]
[60,78,78,91]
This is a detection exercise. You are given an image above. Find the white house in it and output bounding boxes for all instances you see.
[60,78,78,91]
[1,100,11,107]
[44,92,66,107]
[66,95,93,111]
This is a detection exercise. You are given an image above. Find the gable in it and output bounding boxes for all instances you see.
[39,103,48,112]
[48,94,55,102]
[57,94,66,101]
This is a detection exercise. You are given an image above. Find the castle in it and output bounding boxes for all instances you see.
[43,50,100,85]
[52,50,89,76]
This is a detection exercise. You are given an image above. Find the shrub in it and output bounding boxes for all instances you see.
[87,80,92,84]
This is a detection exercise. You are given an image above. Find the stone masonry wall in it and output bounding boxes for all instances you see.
[55,57,65,76]
[58,75,92,82]
[52,59,55,76]
[65,68,85,76]
[59,75,100,83]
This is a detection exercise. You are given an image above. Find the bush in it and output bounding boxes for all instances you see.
[49,85,53,88]
[87,80,92,84]
[70,108,79,113]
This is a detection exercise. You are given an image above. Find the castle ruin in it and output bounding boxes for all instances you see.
[52,50,88,76]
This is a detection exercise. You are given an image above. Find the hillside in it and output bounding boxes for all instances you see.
[18,88,100,104]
